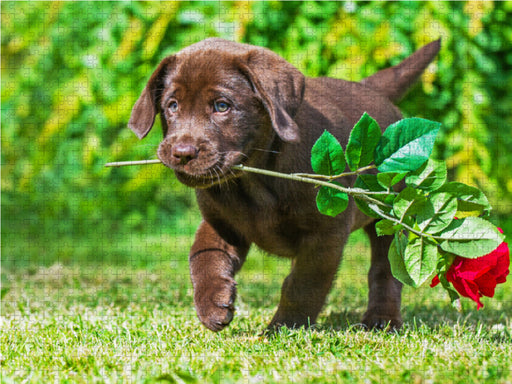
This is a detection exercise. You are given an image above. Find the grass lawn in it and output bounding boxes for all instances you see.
[2,222,511,383]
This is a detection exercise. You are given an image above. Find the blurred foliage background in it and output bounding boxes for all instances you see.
[2,1,512,269]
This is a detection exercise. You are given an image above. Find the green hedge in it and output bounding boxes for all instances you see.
[2,1,511,241]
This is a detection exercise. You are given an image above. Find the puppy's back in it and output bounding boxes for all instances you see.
[297,77,402,147]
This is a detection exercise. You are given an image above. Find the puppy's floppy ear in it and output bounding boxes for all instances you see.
[128,56,176,139]
[238,50,305,143]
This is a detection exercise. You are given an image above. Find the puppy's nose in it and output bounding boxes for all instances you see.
[171,144,198,165]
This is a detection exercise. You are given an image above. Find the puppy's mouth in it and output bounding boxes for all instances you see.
[173,164,242,188]
[158,150,246,189]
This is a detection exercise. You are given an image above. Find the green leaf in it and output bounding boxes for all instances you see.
[354,197,380,219]
[388,232,416,287]
[345,112,381,171]
[375,219,403,236]
[377,171,407,189]
[393,186,427,221]
[374,118,441,172]
[437,217,505,257]
[405,158,447,192]
[311,131,345,176]
[316,183,349,217]
[403,236,439,287]
[353,174,393,218]
[354,174,382,191]
[436,182,491,217]
[416,192,457,233]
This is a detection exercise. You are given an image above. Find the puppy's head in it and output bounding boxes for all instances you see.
[128,38,305,188]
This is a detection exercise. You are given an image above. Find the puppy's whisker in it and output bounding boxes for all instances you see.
[252,148,281,154]
[207,168,215,187]
[215,165,224,187]
[213,166,222,190]
[219,150,248,159]
[225,167,236,192]
[226,167,237,178]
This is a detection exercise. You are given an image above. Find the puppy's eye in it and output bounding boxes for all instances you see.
[168,100,178,113]
[214,100,230,113]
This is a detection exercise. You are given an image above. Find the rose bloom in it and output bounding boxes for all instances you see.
[431,228,510,309]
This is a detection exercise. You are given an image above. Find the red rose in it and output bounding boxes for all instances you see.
[431,227,510,309]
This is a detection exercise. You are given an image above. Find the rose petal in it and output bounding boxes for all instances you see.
[431,275,440,288]
[474,275,497,297]
[490,242,510,282]
[448,270,484,309]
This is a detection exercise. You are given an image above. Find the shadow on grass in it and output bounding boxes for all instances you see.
[318,302,512,341]
[402,302,512,327]
[319,309,366,332]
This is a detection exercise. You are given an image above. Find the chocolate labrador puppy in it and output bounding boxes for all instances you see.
[128,38,441,332]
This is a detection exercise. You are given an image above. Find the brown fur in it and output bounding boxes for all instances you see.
[128,38,441,332]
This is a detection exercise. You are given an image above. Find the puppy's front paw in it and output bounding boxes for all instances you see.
[194,277,237,332]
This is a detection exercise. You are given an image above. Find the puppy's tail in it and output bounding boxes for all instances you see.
[361,39,441,103]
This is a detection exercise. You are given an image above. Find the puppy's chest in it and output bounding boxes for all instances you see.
[238,205,309,256]
[202,182,320,256]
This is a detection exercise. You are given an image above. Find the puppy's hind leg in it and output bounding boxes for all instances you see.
[362,223,403,330]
